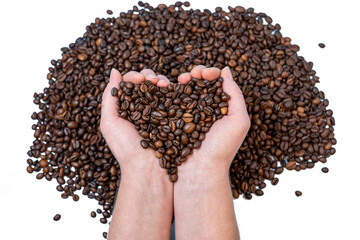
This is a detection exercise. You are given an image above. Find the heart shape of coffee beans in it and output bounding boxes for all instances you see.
[112,77,230,182]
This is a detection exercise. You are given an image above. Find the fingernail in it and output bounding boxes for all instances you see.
[110,68,117,80]
[158,79,166,83]
[147,73,157,79]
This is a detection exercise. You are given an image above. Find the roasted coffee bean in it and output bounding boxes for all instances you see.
[53,214,61,221]
[169,174,178,182]
[318,43,326,48]
[140,140,148,149]
[27,2,336,230]
[111,88,118,96]
[321,167,329,173]
[106,10,113,15]
[286,161,296,170]
[91,211,96,218]
[103,232,108,239]
[183,123,196,134]
[295,191,302,197]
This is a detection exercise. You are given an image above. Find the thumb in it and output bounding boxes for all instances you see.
[220,67,247,118]
[101,68,122,123]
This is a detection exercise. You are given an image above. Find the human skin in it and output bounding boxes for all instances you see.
[174,66,250,240]
[101,66,250,240]
[101,69,174,240]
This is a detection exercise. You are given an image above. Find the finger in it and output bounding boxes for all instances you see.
[190,65,206,79]
[202,67,221,81]
[178,72,192,85]
[123,71,146,84]
[156,75,171,87]
[140,69,159,84]
[101,69,122,122]
[220,67,247,118]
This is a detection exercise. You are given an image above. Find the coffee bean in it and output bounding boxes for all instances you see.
[53,214,61,221]
[111,88,118,96]
[321,167,329,173]
[295,191,302,197]
[103,232,108,239]
[182,113,194,123]
[286,161,296,170]
[183,123,196,134]
[140,140,148,149]
[91,211,96,218]
[169,174,178,182]
[106,10,113,15]
[318,43,325,48]
[26,166,34,173]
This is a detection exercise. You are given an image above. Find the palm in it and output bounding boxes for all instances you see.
[177,66,250,172]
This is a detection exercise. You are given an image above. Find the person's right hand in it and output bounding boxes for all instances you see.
[100,68,172,180]
[177,66,251,179]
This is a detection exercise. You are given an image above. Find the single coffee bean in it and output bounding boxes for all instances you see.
[91,211,96,218]
[53,214,61,221]
[286,161,296,170]
[140,140,148,149]
[111,88,118,96]
[318,43,326,48]
[169,174,178,182]
[321,167,329,173]
[182,113,194,122]
[183,123,196,134]
[295,191,302,197]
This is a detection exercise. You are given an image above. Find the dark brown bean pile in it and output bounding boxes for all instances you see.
[26,0,336,224]
[114,78,229,181]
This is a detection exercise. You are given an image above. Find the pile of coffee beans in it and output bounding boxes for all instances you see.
[26,0,336,224]
[114,77,230,181]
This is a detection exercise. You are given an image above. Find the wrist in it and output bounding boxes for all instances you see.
[120,158,172,190]
[176,159,230,191]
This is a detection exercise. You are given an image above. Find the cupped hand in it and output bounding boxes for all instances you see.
[178,66,251,176]
[100,68,172,177]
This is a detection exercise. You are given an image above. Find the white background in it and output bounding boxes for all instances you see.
[0,0,359,239]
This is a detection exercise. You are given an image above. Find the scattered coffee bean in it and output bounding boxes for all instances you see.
[318,43,326,48]
[321,167,329,173]
[295,191,302,197]
[53,214,61,221]
[103,232,108,239]
[106,10,113,15]
[91,211,96,218]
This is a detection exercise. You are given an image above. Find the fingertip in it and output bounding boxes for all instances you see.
[110,68,122,84]
[140,69,159,84]
[190,65,206,79]
[202,67,221,81]
[123,71,146,84]
[178,73,192,84]
[157,75,171,87]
